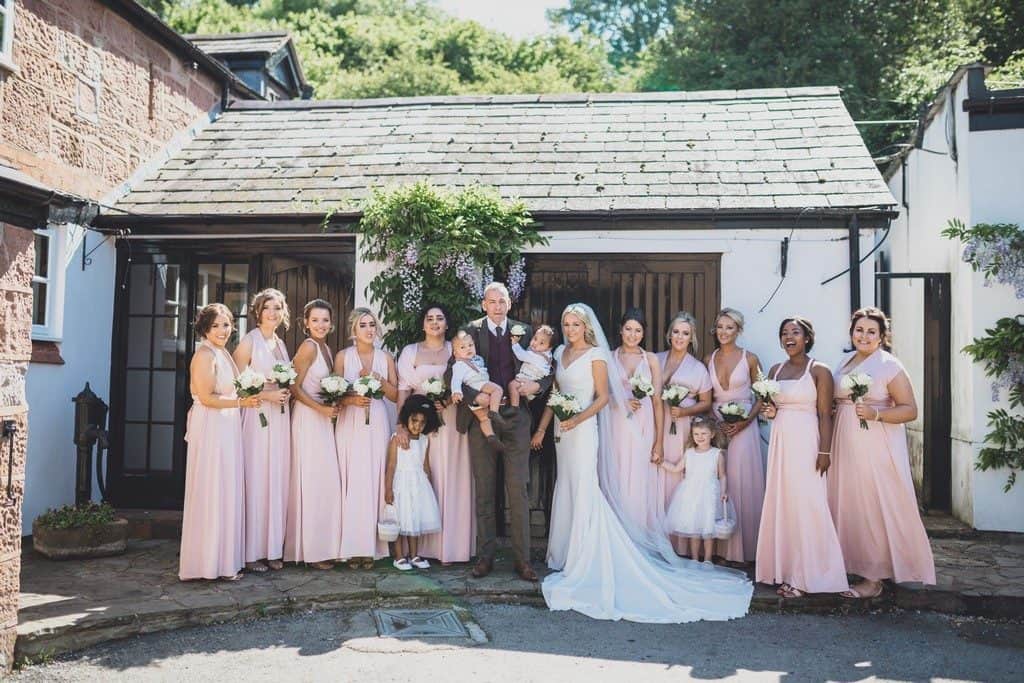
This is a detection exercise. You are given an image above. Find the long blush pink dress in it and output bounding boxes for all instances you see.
[179,342,245,580]
[829,350,935,584]
[657,351,713,554]
[755,361,848,593]
[283,339,342,564]
[396,342,475,563]
[337,346,392,560]
[609,349,662,533]
[710,349,765,562]
[239,329,290,564]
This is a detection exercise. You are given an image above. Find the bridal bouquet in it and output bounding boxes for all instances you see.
[235,368,268,427]
[318,374,350,427]
[840,371,874,429]
[751,370,781,406]
[353,375,385,425]
[661,384,691,434]
[548,390,582,443]
[422,376,448,426]
[627,375,654,419]
[269,362,298,414]
[718,401,746,424]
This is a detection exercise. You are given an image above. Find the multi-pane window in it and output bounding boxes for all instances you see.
[31,227,64,341]
[0,0,15,71]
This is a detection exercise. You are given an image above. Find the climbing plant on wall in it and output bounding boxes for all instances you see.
[358,182,547,351]
[943,219,1024,490]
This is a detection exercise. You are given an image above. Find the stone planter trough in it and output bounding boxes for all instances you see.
[32,517,129,560]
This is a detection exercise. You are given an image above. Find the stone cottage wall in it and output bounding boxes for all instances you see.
[0,0,222,198]
[0,223,32,668]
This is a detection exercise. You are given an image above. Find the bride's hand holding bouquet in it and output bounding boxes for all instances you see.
[548,390,582,442]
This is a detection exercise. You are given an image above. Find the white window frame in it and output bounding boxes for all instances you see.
[0,0,17,73]
[31,225,65,342]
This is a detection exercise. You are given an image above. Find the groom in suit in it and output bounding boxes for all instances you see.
[453,282,553,582]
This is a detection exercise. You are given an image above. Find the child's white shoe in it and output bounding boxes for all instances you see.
[410,556,430,569]
[393,558,413,571]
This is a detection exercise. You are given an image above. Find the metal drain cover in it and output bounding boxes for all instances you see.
[373,609,469,638]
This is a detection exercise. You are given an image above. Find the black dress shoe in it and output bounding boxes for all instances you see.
[498,405,519,420]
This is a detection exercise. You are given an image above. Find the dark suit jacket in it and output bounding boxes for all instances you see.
[448,316,555,435]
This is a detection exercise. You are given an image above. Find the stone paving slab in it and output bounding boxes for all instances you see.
[16,531,1024,662]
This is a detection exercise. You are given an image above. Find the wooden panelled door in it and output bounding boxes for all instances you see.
[261,253,355,354]
[514,253,722,352]
[510,252,721,538]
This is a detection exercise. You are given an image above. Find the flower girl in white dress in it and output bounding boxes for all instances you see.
[385,396,442,571]
[663,416,728,563]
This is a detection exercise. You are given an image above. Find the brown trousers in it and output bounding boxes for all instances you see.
[467,405,531,564]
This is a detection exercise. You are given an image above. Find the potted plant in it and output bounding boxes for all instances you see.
[32,502,128,560]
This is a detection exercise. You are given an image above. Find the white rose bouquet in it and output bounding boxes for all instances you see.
[718,401,746,424]
[269,362,298,414]
[661,384,691,434]
[353,375,385,425]
[627,375,654,419]
[548,390,582,443]
[840,372,874,429]
[234,368,268,427]
[751,370,782,406]
[422,376,448,426]
[318,374,350,427]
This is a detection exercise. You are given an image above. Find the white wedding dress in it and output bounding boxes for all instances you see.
[543,338,753,623]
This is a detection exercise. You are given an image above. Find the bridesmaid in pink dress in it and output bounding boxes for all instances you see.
[656,312,713,555]
[705,307,765,563]
[609,308,665,533]
[336,307,398,567]
[756,317,848,597]
[180,304,255,581]
[830,307,935,598]
[284,299,343,569]
[396,304,476,564]
[233,289,292,573]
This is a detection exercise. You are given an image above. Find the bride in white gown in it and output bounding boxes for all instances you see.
[536,303,752,623]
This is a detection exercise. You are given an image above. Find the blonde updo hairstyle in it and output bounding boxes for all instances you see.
[562,304,599,347]
[250,288,290,331]
[666,311,700,354]
[347,306,382,341]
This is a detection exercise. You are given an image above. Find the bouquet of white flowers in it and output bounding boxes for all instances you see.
[548,390,582,443]
[840,371,874,429]
[718,401,746,424]
[234,368,268,427]
[269,362,298,414]
[422,376,448,426]
[627,375,654,419]
[353,375,385,425]
[751,369,782,406]
[318,374,350,427]
[661,384,691,434]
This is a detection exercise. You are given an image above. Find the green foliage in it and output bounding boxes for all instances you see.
[145,0,619,99]
[946,220,1024,490]
[548,0,678,67]
[357,182,547,350]
[35,502,116,530]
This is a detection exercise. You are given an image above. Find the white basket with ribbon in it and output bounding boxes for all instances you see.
[377,504,400,542]
[713,497,737,540]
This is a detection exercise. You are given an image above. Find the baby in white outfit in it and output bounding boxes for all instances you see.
[508,324,554,407]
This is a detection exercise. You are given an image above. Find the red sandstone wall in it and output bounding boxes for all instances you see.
[0,223,33,669]
[0,0,222,198]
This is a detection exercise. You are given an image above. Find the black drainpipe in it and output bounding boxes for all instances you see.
[221,78,231,111]
[848,213,861,313]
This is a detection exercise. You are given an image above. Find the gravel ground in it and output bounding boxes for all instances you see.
[13,601,1024,682]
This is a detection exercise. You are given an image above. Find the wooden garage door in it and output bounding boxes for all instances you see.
[512,253,721,353]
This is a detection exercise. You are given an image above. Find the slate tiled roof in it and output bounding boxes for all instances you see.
[186,32,291,57]
[114,88,896,216]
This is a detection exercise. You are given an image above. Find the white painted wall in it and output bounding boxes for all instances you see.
[885,73,1024,531]
[23,228,116,534]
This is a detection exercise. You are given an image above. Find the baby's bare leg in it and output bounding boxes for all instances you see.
[507,379,522,407]
[484,382,503,412]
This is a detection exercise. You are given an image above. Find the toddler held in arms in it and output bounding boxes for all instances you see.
[449,330,505,450]
[508,324,555,408]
